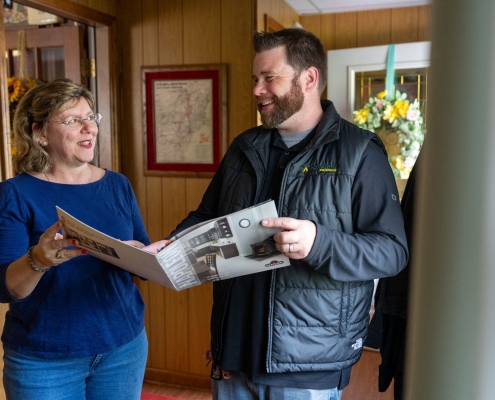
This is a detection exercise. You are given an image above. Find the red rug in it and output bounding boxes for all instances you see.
[140,392,182,400]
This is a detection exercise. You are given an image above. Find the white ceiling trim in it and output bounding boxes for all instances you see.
[284,0,431,15]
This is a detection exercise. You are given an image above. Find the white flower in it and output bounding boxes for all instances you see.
[404,156,416,168]
[406,109,419,121]
[409,148,420,158]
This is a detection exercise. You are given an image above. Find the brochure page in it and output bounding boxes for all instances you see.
[56,201,290,291]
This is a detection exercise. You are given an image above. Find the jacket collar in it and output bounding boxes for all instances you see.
[238,99,341,153]
[305,100,340,150]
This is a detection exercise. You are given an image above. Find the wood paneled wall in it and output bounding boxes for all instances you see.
[300,6,430,50]
[118,0,256,388]
[256,0,299,31]
[69,0,117,17]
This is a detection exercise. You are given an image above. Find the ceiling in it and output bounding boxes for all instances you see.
[284,0,431,15]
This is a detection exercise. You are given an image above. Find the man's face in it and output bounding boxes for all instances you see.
[253,46,305,130]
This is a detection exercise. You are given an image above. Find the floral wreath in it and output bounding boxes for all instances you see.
[353,90,426,179]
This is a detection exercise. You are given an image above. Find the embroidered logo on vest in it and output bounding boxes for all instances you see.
[351,338,363,350]
[302,164,337,174]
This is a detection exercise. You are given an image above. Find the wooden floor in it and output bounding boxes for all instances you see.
[142,349,394,399]
[342,349,394,400]
[142,381,212,400]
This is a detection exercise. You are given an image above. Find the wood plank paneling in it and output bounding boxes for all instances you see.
[146,177,166,368]
[222,0,256,141]
[158,0,183,65]
[149,281,168,368]
[185,178,213,376]
[165,288,190,372]
[72,0,89,8]
[304,6,431,53]
[87,0,111,15]
[357,9,391,47]
[391,7,419,43]
[268,0,281,27]
[256,0,270,31]
[142,0,159,66]
[188,284,213,376]
[120,0,145,204]
[300,15,321,39]
[335,12,357,49]
[140,3,160,364]
[162,178,189,372]
[161,178,187,234]
[320,13,336,50]
[183,0,221,64]
[418,5,431,42]
[145,177,164,240]
[258,0,297,33]
[278,0,298,28]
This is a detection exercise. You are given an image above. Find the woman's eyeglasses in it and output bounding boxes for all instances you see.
[57,113,102,128]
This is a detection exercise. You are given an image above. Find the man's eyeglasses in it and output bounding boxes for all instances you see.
[58,113,102,127]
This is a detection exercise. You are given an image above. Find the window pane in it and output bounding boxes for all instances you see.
[354,67,428,120]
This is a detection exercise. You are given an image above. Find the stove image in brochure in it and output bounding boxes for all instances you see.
[56,200,290,291]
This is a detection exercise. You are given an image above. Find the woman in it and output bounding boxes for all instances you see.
[0,79,149,399]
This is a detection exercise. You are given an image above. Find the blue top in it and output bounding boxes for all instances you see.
[0,171,150,358]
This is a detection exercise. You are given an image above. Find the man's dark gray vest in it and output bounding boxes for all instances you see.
[211,101,384,373]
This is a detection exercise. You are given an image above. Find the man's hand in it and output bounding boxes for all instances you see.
[261,217,316,259]
[141,239,171,254]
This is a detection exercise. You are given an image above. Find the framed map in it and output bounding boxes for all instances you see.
[142,64,227,176]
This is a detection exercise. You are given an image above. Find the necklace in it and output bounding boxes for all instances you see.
[44,165,94,184]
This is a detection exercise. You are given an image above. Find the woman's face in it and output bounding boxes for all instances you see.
[37,97,98,169]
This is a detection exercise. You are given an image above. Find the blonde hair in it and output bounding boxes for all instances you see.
[13,78,96,173]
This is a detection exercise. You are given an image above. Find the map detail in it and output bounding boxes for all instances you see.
[153,79,213,164]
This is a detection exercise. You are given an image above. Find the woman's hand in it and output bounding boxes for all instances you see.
[32,221,87,268]
[141,240,171,254]
[6,220,87,300]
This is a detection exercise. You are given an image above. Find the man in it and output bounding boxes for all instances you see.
[149,28,408,399]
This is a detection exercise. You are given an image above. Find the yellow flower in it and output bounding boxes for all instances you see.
[353,108,369,125]
[25,77,38,90]
[376,90,388,99]
[401,167,412,179]
[394,99,410,117]
[392,156,403,170]
[8,77,24,103]
[383,104,400,123]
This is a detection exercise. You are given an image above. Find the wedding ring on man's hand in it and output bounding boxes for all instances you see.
[289,243,294,253]
[55,249,63,259]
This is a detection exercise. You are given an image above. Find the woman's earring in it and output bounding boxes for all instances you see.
[41,140,47,147]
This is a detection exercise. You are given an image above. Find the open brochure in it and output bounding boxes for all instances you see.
[56,201,290,291]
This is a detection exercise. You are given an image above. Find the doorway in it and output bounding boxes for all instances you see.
[0,0,118,179]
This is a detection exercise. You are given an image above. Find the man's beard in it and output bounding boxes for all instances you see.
[258,76,304,129]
